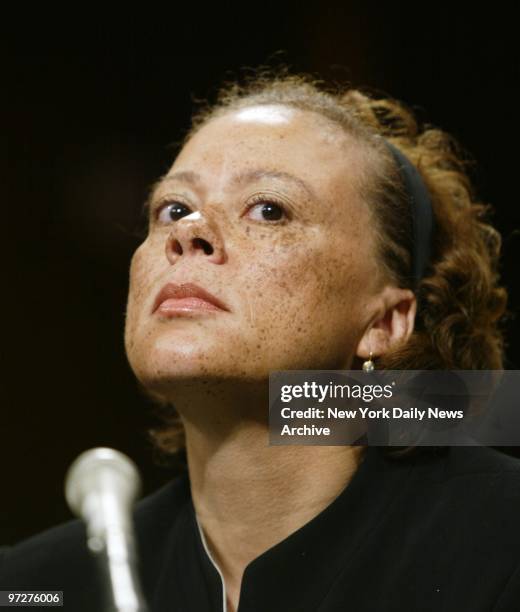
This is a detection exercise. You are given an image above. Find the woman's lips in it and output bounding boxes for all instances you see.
[152,282,229,317]
[157,296,223,315]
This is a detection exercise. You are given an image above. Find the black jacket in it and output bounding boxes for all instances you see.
[2,445,520,611]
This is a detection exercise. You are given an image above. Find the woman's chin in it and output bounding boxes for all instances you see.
[134,370,268,407]
[129,350,274,399]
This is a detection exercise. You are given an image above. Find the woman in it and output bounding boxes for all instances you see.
[2,67,520,611]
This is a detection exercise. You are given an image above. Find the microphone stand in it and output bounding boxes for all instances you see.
[65,447,150,612]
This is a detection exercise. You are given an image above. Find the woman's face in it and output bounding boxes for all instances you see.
[124,104,384,396]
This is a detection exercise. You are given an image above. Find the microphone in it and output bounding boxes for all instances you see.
[64,447,149,612]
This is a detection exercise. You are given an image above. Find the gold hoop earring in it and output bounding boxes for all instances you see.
[362,351,375,373]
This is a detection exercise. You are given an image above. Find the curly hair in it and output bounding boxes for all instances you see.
[145,65,511,466]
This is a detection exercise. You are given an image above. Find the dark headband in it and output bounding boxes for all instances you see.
[383,141,435,288]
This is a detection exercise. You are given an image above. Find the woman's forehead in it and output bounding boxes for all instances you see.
[170,106,367,198]
[187,104,351,150]
[232,104,298,125]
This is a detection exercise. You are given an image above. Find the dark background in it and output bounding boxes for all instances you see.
[3,5,519,543]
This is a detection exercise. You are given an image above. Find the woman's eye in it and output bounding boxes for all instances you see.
[157,202,192,223]
[247,200,287,223]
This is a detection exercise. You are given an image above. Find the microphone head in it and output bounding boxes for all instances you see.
[64,447,142,521]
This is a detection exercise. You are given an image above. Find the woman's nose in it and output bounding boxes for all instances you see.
[164,211,227,265]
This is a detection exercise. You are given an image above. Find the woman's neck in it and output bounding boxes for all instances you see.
[184,413,365,612]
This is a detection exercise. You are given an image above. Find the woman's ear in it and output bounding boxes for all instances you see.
[355,286,417,360]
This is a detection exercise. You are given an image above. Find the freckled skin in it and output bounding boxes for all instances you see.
[123,105,417,612]
[124,106,386,403]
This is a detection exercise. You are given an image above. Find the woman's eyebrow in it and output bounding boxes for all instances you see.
[231,169,317,200]
[144,167,317,211]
